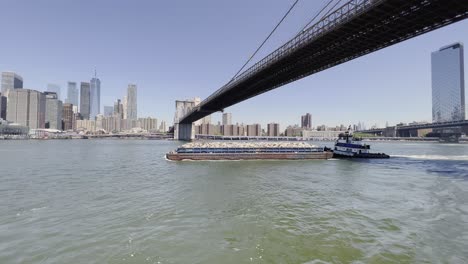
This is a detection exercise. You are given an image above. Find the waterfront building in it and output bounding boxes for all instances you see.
[1,72,23,95]
[44,92,63,130]
[95,114,105,131]
[302,130,345,139]
[80,82,91,120]
[66,82,79,106]
[106,115,122,133]
[221,124,238,136]
[222,113,232,126]
[301,113,312,129]
[267,123,280,137]
[432,43,465,122]
[127,84,137,120]
[237,124,246,136]
[138,117,158,132]
[104,106,113,117]
[47,84,61,101]
[76,119,96,132]
[6,89,45,129]
[285,125,303,137]
[196,123,221,135]
[62,103,74,131]
[246,124,261,137]
[90,75,101,120]
[0,119,29,136]
[0,93,6,120]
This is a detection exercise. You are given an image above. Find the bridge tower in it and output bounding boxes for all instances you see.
[173,98,201,141]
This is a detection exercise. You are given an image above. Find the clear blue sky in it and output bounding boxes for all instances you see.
[1,0,467,129]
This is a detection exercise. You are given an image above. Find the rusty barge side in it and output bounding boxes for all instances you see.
[166,152,333,161]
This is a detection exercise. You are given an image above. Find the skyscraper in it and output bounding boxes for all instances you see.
[66,82,79,106]
[127,84,137,119]
[1,72,23,95]
[80,82,91,120]
[122,96,128,119]
[47,84,61,101]
[222,113,232,126]
[44,92,63,130]
[62,103,74,131]
[90,75,101,120]
[6,89,45,129]
[301,113,312,129]
[114,99,124,119]
[432,43,465,122]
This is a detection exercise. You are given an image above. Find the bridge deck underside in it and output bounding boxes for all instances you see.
[180,0,468,124]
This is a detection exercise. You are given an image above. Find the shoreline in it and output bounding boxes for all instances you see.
[2,137,467,144]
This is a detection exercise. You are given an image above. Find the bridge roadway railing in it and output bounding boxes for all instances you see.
[186,0,381,117]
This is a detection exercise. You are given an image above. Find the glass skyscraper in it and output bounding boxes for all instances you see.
[80,82,91,120]
[66,82,79,107]
[90,77,101,120]
[127,84,137,120]
[431,43,465,122]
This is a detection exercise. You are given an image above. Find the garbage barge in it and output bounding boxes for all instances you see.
[166,141,333,161]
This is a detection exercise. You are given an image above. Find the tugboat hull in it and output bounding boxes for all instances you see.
[333,152,390,159]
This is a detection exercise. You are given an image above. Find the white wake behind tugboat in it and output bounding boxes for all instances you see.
[332,128,390,159]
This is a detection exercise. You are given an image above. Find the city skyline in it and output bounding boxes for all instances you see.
[0,1,467,129]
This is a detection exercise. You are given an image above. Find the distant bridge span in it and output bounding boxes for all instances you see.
[176,0,468,139]
[359,119,468,134]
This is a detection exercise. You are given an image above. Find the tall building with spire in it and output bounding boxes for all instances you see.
[127,84,137,120]
[90,70,101,120]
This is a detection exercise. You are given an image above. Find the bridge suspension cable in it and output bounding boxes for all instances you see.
[295,0,337,36]
[230,0,300,81]
[296,0,342,36]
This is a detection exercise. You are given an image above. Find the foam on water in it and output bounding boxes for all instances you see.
[392,154,468,161]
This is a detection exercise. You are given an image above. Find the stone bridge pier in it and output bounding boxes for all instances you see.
[174,123,195,141]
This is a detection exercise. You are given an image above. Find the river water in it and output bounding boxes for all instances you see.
[0,140,467,263]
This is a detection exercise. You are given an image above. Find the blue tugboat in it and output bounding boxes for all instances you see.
[332,129,389,159]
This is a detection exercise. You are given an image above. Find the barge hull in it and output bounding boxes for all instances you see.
[167,152,333,161]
